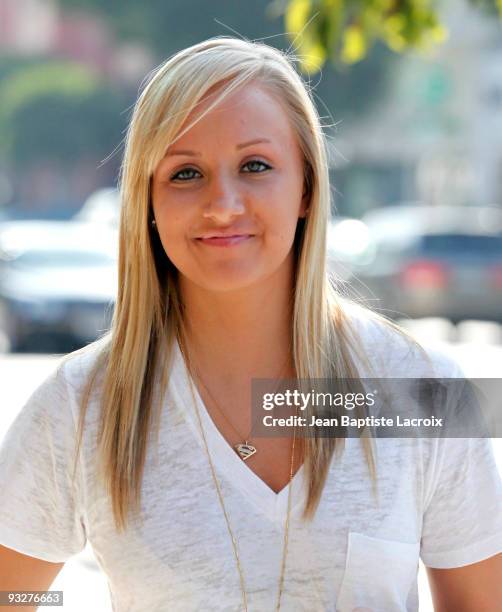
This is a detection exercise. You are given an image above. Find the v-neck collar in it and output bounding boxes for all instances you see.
[168,338,307,524]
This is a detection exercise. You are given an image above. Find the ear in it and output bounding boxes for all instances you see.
[298,186,310,219]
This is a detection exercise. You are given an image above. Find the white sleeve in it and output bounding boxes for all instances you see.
[0,365,87,562]
[420,436,502,568]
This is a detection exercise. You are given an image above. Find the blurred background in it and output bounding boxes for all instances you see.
[0,0,502,353]
[1,0,501,610]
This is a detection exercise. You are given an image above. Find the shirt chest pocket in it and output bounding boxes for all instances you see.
[336,532,420,612]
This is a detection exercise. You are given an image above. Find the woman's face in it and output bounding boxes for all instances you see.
[151,82,309,294]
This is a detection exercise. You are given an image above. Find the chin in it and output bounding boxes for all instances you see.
[194,272,264,293]
[178,254,293,294]
[182,261,281,294]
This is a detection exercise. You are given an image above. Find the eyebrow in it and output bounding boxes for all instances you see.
[165,138,272,157]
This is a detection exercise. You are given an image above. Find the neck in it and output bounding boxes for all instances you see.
[178,258,295,381]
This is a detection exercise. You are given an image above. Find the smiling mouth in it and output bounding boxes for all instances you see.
[195,235,254,247]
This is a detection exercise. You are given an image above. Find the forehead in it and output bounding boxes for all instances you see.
[170,82,297,147]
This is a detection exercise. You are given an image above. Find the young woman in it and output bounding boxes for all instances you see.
[0,37,501,611]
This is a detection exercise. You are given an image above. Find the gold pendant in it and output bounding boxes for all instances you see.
[234,442,256,461]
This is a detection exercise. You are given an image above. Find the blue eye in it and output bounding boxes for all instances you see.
[242,160,272,173]
[170,167,201,182]
[170,159,272,182]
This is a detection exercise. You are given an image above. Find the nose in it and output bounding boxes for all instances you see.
[202,174,245,222]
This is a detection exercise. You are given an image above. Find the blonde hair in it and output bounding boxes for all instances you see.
[68,36,422,532]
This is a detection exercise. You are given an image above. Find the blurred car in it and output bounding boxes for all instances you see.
[73,187,121,227]
[348,205,502,323]
[0,220,118,352]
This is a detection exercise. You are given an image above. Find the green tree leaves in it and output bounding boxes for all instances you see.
[282,0,501,72]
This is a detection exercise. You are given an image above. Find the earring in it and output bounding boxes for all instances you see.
[151,218,157,229]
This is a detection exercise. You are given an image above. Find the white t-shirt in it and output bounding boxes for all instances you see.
[0,304,501,612]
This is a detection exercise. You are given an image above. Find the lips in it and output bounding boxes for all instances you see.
[195,234,254,247]
[196,231,254,239]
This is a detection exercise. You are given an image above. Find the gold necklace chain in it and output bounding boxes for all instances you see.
[185,364,298,612]
[190,357,290,461]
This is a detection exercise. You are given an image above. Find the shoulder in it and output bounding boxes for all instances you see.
[56,334,111,398]
[338,299,463,379]
[0,342,109,468]
[13,336,113,437]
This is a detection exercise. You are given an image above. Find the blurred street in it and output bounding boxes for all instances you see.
[1,318,501,612]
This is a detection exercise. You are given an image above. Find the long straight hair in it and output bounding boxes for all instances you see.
[67,37,422,532]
